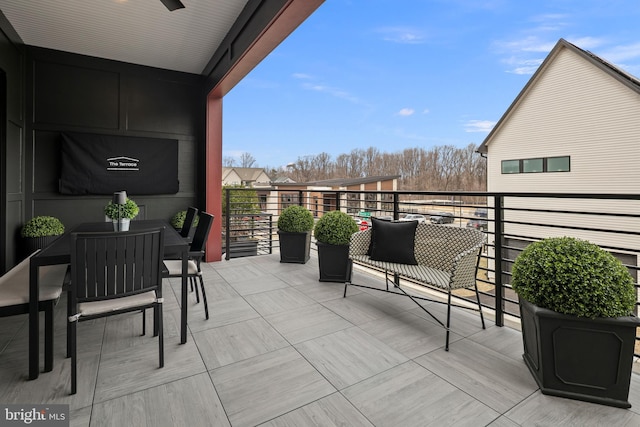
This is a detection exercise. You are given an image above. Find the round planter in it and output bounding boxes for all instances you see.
[22,235,61,257]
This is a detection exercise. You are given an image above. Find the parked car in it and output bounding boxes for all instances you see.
[430,212,455,224]
[467,207,488,230]
[400,214,426,223]
[466,218,488,231]
[473,208,488,218]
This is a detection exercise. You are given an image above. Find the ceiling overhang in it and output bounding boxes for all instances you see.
[0,0,324,95]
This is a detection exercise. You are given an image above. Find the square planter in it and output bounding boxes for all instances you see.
[316,241,352,282]
[278,230,311,263]
[519,298,640,408]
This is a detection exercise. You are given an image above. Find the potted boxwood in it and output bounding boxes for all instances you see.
[104,197,139,231]
[170,210,199,231]
[511,236,639,408]
[21,216,65,256]
[277,205,314,263]
[314,210,359,282]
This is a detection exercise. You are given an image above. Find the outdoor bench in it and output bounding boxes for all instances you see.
[344,220,486,350]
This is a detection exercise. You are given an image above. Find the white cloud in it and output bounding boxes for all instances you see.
[301,82,362,104]
[376,27,426,44]
[422,109,430,114]
[501,56,544,75]
[396,108,415,116]
[565,36,606,50]
[464,120,496,133]
[598,42,640,63]
[292,73,313,80]
[495,36,556,54]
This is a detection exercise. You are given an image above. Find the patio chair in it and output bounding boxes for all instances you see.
[67,227,165,395]
[180,206,198,241]
[163,212,214,320]
[0,251,67,373]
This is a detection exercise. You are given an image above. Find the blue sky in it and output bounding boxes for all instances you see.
[222,0,640,169]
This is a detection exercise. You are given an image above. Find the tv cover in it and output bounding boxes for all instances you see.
[59,132,179,195]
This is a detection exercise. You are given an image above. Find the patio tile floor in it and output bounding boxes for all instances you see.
[1,253,639,426]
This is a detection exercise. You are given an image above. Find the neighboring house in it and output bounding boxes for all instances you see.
[477,38,640,270]
[222,167,272,187]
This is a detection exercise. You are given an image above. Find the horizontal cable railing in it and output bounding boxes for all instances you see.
[223,187,640,357]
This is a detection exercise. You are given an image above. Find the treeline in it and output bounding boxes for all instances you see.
[265,144,486,192]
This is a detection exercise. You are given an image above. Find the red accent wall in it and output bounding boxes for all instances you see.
[205,94,223,262]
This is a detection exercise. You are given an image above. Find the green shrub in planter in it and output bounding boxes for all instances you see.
[512,236,638,408]
[512,237,635,318]
[314,211,358,245]
[170,210,199,229]
[277,205,314,233]
[21,216,65,238]
[104,198,139,220]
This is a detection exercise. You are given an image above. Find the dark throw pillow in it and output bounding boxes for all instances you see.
[369,217,418,265]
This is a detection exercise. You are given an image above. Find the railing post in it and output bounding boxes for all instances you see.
[225,187,231,261]
[493,194,504,327]
[268,214,273,254]
[393,193,399,220]
[336,191,341,211]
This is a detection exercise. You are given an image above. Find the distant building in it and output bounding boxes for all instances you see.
[270,175,400,217]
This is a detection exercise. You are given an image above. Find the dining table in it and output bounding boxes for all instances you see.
[28,219,190,380]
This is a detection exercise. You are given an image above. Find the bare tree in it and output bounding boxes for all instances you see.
[240,152,257,168]
[223,156,236,167]
[250,143,487,192]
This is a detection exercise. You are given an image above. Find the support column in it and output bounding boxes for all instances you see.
[205,94,223,262]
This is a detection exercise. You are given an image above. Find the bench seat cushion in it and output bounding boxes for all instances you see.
[351,254,451,289]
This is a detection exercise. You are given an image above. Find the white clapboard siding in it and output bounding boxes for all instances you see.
[483,39,640,265]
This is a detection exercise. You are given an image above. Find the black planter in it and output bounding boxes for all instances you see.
[278,230,311,264]
[519,298,640,408]
[223,238,259,259]
[316,241,352,282]
[22,235,61,257]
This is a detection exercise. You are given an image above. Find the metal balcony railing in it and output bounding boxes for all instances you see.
[223,187,640,357]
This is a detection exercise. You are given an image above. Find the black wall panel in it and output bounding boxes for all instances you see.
[24,47,205,241]
[126,75,200,135]
[34,61,120,129]
[32,130,59,193]
[6,122,22,193]
[0,17,25,272]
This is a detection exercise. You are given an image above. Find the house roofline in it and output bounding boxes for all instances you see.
[476,38,640,154]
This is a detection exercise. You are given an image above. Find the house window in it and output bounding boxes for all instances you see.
[547,156,570,172]
[501,156,570,174]
[501,160,520,174]
[523,158,543,173]
[281,193,299,209]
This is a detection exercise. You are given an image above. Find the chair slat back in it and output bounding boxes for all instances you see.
[70,227,165,303]
[190,212,214,252]
[180,207,198,238]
